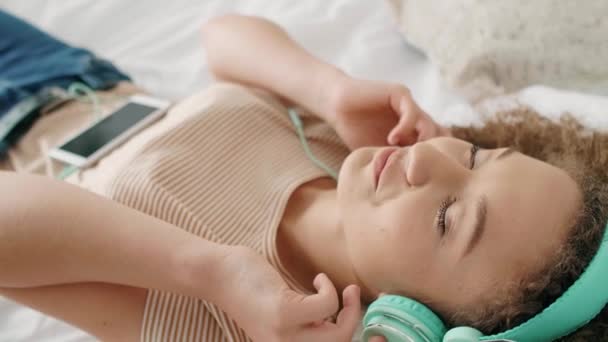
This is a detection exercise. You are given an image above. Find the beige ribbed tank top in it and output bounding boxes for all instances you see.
[80,83,350,341]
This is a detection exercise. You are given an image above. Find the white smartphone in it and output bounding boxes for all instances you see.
[49,94,170,168]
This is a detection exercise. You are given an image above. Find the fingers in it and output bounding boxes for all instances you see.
[416,111,454,142]
[415,115,439,142]
[299,284,362,342]
[391,102,449,144]
[369,336,388,342]
[388,99,418,145]
[388,85,411,118]
[290,273,340,323]
[335,285,362,337]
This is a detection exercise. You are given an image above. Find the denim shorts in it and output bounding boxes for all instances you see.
[0,9,130,155]
[0,9,130,116]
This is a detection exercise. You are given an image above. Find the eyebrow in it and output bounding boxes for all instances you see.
[463,196,487,256]
[462,148,513,255]
[497,147,516,160]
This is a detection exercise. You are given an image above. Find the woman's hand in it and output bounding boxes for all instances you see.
[203,14,448,150]
[326,77,451,150]
[213,246,362,342]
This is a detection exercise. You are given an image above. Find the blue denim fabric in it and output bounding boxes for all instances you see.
[0,9,130,118]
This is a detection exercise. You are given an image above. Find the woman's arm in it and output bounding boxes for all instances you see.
[202,15,450,149]
[0,171,226,299]
[202,14,345,125]
[0,171,363,341]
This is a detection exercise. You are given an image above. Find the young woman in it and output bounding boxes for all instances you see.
[1,13,607,342]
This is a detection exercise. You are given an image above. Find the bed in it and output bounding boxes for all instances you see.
[1,0,607,341]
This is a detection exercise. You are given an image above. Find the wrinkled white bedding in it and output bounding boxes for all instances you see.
[1,0,606,341]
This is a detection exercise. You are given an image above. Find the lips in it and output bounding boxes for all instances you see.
[374,147,398,190]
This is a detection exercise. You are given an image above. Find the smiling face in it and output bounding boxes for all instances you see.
[336,137,581,313]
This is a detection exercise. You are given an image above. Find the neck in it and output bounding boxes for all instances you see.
[277,178,371,302]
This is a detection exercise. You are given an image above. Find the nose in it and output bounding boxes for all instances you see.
[405,143,467,187]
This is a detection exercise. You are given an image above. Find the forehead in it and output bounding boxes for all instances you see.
[467,152,580,276]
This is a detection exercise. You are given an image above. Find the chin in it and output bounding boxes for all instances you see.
[337,149,373,204]
[342,149,373,175]
[337,151,362,186]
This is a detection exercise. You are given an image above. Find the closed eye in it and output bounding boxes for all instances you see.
[469,144,480,169]
[437,144,480,235]
[437,196,456,235]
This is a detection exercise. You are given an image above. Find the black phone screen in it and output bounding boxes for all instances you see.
[60,102,158,157]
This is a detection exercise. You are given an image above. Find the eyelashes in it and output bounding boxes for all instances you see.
[469,144,480,169]
[437,196,456,234]
[436,144,480,235]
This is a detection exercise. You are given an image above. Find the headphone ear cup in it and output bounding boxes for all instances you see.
[363,295,447,342]
[443,327,483,342]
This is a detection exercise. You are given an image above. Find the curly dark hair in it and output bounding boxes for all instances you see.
[447,107,608,340]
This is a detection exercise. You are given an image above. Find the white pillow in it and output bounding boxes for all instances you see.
[395,0,608,101]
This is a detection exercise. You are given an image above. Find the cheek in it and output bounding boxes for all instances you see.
[341,199,435,290]
[338,155,441,291]
[337,148,375,203]
[342,218,399,289]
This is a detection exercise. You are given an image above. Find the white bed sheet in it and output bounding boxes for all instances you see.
[1,0,607,341]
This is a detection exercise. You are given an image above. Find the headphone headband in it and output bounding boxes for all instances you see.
[286,106,608,341]
[485,223,608,342]
[364,223,608,342]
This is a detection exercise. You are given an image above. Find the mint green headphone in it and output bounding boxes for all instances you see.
[287,108,608,342]
[362,225,608,342]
